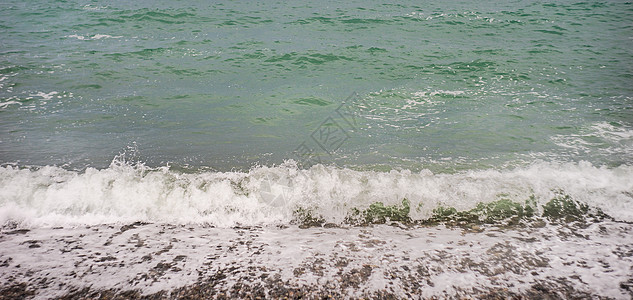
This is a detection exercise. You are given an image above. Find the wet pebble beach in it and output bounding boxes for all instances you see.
[1,221,632,299]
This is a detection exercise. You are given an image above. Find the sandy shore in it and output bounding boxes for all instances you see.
[1,221,632,299]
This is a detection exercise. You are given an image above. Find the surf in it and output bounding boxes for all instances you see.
[1,158,631,229]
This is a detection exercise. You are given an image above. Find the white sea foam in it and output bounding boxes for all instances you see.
[2,222,631,299]
[81,4,109,10]
[66,34,122,40]
[551,122,633,156]
[1,158,632,229]
[28,91,58,100]
[0,100,21,109]
[92,34,122,40]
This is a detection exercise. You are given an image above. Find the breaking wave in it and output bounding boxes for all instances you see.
[1,158,632,228]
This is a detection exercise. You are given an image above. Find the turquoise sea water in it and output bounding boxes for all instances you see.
[0,0,632,227]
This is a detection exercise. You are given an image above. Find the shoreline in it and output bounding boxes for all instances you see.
[0,278,610,299]
[1,222,632,299]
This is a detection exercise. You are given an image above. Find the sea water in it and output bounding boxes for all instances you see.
[1,0,632,298]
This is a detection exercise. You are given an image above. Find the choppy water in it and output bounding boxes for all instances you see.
[1,0,633,227]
